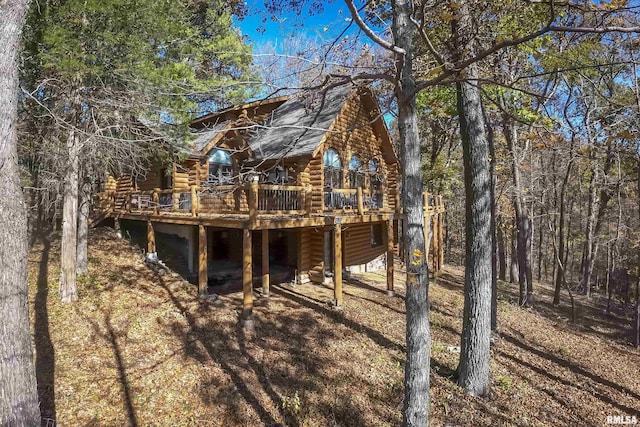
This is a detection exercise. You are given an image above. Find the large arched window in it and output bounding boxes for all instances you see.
[208,149,233,185]
[323,148,342,189]
[348,154,365,188]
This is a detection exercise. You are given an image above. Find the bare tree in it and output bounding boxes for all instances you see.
[0,0,41,424]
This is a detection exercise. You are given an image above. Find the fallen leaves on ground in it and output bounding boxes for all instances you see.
[29,228,639,426]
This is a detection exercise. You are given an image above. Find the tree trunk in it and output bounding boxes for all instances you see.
[455,63,492,397]
[525,216,533,303]
[636,156,640,349]
[77,174,91,275]
[0,0,41,425]
[59,128,80,302]
[496,216,507,281]
[536,193,545,282]
[581,164,598,297]
[503,113,531,306]
[484,104,498,332]
[554,140,575,305]
[510,225,518,284]
[391,1,431,425]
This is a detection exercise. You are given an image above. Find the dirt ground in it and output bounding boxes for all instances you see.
[29,228,639,426]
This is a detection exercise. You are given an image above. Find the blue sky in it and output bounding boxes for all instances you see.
[235,0,355,49]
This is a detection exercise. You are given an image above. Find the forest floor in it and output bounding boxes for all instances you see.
[29,227,639,427]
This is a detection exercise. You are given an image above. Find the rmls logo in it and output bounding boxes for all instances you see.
[607,415,638,425]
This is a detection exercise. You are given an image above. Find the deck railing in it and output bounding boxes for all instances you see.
[99,183,309,219]
[257,185,303,212]
[94,185,443,222]
[324,187,385,213]
[324,189,358,210]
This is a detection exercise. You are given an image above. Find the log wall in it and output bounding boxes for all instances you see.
[343,222,387,267]
[316,92,399,210]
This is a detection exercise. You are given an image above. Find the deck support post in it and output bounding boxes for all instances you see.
[198,224,208,295]
[333,222,343,308]
[242,228,254,328]
[114,217,122,238]
[387,219,395,296]
[262,229,270,297]
[146,219,156,256]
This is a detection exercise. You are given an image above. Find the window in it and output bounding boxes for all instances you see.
[348,154,365,188]
[323,148,342,189]
[208,149,233,185]
[371,223,384,247]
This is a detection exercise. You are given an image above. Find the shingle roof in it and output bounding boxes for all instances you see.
[247,85,352,160]
[191,121,230,153]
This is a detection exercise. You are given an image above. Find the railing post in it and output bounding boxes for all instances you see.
[126,191,132,212]
[395,190,401,213]
[190,185,197,217]
[153,188,159,216]
[304,185,312,217]
[249,178,259,227]
[357,187,364,215]
[172,190,179,211]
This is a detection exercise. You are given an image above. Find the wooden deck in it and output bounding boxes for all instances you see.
[91,184,446,326]
[92,183,445,230]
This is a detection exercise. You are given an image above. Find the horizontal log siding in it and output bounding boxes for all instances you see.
[173,163,190,191]
[303,156,323,212]
[386,163,399,211]
[343,222,386,267]
[104,175,117,192]
[115,176,135,192]
[320,93,398,210]
[137,168,162,191]
[299,228,311,274]
[187,160,206,186]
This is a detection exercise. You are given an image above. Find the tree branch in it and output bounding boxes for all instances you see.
[343,0,405,55]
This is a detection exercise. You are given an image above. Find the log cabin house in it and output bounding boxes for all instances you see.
[92,84,445,324]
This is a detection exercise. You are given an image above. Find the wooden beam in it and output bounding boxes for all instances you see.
[334,223,343,308]
[198,224,208,294]
[387,220,395,296]
[357,187,364,215]
[262,229,269,297]
[242,228,254,327]
[147,220,155,253]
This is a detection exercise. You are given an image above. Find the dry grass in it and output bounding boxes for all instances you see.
[29,228,639,426]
